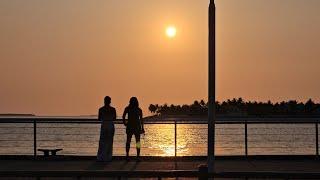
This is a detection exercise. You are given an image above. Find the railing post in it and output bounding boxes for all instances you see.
[245,120,248,156]
[316,122,319,157]
[174,119,177,157]
[33,119,37,159]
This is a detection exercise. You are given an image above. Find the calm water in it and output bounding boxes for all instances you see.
[0,122,317,156]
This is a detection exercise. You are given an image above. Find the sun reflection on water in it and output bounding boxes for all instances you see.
[158,144,175,156]
[142,124,205,156]
[143,124,175,156]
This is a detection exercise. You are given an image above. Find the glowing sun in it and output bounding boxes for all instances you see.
[166,26,177,38]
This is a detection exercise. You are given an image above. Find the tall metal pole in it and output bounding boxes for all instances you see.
[208,0,216,173]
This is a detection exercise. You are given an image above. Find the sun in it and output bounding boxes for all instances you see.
[166,26,177,38]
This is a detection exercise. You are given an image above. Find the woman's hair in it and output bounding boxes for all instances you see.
[129,97,139,108]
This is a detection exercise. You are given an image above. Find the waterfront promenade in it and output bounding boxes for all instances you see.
[2,117,320,178]
[1,156,320,179]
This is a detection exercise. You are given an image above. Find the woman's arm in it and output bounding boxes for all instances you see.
[140,109,145,133]
[113,108,117,121]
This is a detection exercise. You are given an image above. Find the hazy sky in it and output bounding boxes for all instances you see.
[0,0,319,116]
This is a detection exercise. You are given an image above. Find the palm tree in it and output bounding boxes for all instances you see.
[148,104,157,114]
[305,99,315,114]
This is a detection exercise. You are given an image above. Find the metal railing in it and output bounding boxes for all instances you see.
[0,116,319,158]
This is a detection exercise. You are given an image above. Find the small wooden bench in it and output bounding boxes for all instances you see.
[38,149,62,157]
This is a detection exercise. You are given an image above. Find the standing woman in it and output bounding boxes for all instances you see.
[97,96,116,162]
[123,97,145,160]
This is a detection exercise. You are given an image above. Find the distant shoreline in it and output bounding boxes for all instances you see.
[0,114,35,117]
[144,114,320,120]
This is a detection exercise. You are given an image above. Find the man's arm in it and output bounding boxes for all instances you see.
[98,109,102,122]
[122,108,127,126]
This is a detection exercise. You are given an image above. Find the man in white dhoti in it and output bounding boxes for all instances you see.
[97,96,116,162]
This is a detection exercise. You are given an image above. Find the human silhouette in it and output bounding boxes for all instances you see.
[122,97,144,161]
[97,96,116,162]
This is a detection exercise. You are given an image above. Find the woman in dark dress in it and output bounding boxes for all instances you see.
[122,97,144,160]
[97,96,116,162]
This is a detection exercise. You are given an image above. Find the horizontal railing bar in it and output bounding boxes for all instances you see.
[246,147,315,149]
[0,140,315,142]
[32,140,317,143]
[1,132,315,135]
[1,133,315,136]
[0,146,315,149]
[247,134,315,135]
[177,146,314,149]
[247,141,315,143]
[0,117,319,124]
[0,121,318,124]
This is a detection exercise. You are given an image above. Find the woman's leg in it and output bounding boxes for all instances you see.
[97,129,106,161]
[126,133,133,158]
[135,133,141,157]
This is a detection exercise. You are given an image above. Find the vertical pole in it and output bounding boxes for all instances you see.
[208,0,216,173]
[245,120,248,156]
[33,119,37,159]
[316,122,319,157]
[175,119,177,157]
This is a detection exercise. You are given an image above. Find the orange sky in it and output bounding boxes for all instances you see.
[0,0,319,116]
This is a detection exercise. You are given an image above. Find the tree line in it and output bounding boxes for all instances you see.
[148,98,320,116]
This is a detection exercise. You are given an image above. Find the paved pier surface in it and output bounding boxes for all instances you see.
[1,156,320,179]
[1,156,320,172]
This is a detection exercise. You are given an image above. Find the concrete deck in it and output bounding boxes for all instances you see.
[1,156,320,179]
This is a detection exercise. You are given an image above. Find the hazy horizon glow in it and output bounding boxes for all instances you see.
[0,0,320,115]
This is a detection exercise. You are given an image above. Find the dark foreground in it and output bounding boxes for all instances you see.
[1,156,320,179]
